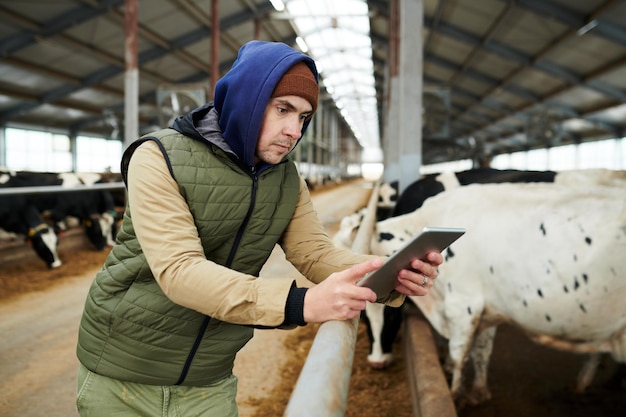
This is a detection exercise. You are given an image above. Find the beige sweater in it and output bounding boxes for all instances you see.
[126,141,397,327]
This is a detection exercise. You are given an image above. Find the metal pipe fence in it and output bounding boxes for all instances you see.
[284,181,381,417]
[0,182,126,196]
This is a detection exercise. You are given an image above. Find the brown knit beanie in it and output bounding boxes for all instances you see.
[271,61,319,114]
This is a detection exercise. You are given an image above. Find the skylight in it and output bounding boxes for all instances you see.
[272,0,381,158]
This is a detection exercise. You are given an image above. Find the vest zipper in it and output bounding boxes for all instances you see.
[175,171,259,385]
[226,173,258,266]
[175,316,210,385]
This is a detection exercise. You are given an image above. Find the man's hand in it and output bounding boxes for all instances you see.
[302,251,444,323]
[303,259,380,323]
[394,251,443,296]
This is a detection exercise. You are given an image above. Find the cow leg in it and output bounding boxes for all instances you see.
[467,325,496,405]
[364,302,394,369]
[575,353,601,393]
[445,301,485,406]
[448,336,474,406]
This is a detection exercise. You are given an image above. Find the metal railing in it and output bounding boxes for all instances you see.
[283,179,458,417]
[0,182,126,196]
[284,181,381,417]
[403,304,457,417]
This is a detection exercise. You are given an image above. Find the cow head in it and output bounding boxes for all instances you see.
[332,208,366,250]
[83,210,117,250]
[378,181,398,207]
[27,223,62,268]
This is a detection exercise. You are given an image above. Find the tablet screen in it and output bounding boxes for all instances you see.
[357,226,465,297]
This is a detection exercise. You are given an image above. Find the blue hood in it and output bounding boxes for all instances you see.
[213,41,318,170]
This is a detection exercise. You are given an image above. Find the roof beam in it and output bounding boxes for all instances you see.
[509,0,626,46]
[423,53,588,139]
[0,84,109,117]
[71,26,296,134]
[425,14,626,104]
[372,0,626,149]
[0,4,173,88]
[0,2,278,125]
[0,0,124,57]
[421,3,626,143]
[366,0,389,18]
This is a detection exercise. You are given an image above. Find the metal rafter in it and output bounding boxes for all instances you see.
[0,1,279,125]
[421,1,626,146]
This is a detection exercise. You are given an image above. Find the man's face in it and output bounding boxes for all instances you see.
[255,95,313,165]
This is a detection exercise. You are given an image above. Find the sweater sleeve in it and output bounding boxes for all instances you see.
[281,177,379,280]
[127,141,300,327]
[280,178,405,308]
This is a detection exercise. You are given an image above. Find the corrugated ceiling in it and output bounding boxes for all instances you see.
[0,0,624,164]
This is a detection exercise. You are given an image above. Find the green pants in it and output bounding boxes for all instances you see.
[76,364,239,417]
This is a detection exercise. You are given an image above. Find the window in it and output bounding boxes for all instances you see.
[491,138,626,171]
[4,128,122,173]
[76,136,122,173]
[5,128,72,172]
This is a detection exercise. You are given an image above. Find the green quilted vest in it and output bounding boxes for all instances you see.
[76,128,300,386]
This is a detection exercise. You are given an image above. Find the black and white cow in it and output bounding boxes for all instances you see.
[338,170,626,404]
[391,168,556,216]
[0,170,120,264]
[0,171,62,268]
[377,180,398,219]
[17,171,119,250]
[47,172,119,250]
[390,168,626,217]
[344,168,626,373]
[335,168,560,369]
[337,172,626,406]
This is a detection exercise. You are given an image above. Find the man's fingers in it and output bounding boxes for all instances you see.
[409,258,440,279]
[344,258,382,283]
[332,259,380,303]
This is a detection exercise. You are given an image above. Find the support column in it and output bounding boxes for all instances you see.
[315,102,324,185]
[210,0,220,100]
[0,126,5,167]
[124,0,139,147]
[69,129,78,172]
[254,18,261,40]
[329,112,338,181]
[383,0,423,195]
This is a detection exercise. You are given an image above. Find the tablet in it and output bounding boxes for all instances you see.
[357,226,465,297]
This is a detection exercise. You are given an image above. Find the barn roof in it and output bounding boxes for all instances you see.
[0,0,624,164]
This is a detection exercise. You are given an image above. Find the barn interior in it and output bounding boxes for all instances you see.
[0,0,625,186]
[1,2,626,417]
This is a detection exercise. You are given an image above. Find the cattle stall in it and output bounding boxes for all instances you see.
[286,182,455,417]
[285,183,382,416]
[0,171,126,268]
[334,171,626,416]
[1,178,624,417]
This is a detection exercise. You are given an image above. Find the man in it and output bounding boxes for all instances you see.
[75,41,442,416]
